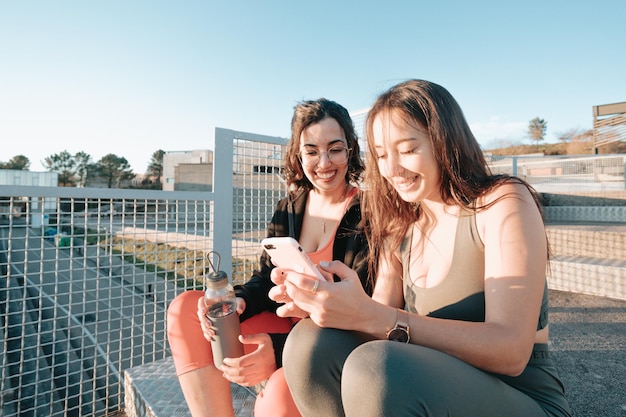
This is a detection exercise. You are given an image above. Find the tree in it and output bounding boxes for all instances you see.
[74,151,93,187]
[44,150,77,186]
[0,155,31,170]
[528,117,547,150]
[96,154,134,188]
[146,149,165,189]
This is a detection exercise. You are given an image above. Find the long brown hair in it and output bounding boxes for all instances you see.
[284,98,364,192]
[362,80,545,274]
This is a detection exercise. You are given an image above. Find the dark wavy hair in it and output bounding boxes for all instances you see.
[284,98,364,192]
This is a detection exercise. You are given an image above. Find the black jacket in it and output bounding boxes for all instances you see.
[234,188,371,366]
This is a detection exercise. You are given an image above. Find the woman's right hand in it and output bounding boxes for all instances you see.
[283,260,376,330]
[197,295,246,343]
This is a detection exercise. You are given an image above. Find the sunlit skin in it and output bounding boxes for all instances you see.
[299,117,350,200]
[372,110,442,205]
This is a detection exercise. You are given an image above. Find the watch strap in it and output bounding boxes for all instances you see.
[386,308,410,343]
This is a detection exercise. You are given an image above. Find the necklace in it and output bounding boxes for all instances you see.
[321,185,354,233]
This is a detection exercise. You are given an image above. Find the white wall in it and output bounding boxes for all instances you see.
[0,169,58,186]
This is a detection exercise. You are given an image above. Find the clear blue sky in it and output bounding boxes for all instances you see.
[1,1,624,173]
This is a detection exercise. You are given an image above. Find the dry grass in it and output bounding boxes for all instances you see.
[101,236,254,287]
[486,140,626,156]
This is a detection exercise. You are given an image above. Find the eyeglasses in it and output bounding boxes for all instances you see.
[299,146,351,167]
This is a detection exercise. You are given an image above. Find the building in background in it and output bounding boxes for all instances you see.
[0,169,59,220]
[593,101,626,154]
[162,143,286,193]
[0,169,58,187]
[162,150,213,191]
[350,107,370,155]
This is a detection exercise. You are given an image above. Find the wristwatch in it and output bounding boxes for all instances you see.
[386,308,410,343]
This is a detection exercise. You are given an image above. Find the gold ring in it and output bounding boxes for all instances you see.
[311,279,320,294]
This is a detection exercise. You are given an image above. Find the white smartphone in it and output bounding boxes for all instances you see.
[261,237,325,280]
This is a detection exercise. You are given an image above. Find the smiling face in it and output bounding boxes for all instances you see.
[372,110,442,204]
[299,117,350,194]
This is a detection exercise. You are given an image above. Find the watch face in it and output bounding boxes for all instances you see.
[388,328,409,343]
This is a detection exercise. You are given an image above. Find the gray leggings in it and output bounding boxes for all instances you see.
[283,319,571,417]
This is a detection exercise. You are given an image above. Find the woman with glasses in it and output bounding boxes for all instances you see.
[167,98,371,417]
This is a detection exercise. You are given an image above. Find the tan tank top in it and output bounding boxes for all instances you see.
[401,212,486,320]
[401,211,549,327]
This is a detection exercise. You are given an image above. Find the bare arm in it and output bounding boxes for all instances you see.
[371,241,405,308]
[358,182,546,376]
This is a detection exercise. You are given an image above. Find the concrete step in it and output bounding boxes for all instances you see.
[546,225,626,259]
[123,357,255,417]
[546,225,626,301]
[549,255,626,300]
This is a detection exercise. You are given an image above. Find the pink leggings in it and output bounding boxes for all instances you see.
[167,290,301,417]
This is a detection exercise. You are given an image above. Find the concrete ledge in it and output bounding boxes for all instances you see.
[124,357,255,417]
[543,206,626,223]
[549,256,626,301]
[546,226,626,259]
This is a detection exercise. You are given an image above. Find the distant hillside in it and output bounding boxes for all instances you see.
[485,140,626,156]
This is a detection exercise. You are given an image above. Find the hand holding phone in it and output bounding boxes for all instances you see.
[261,237,325,281]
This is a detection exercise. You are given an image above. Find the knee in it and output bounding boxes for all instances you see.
[254,368,300,417]
[342,342,464,416]
[342,341,397,415]
[283,320,374,389]
[343,341,389,388]
[167,290,203,336]
[283,319,324,371]
[284,319,349,389]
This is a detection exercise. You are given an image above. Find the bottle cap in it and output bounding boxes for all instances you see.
[205,251,228,289]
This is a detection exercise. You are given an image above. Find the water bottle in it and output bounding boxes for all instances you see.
[204,251,244,368]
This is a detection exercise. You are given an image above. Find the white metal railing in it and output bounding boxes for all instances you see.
[488,154,626,192]
[0,128,287,417]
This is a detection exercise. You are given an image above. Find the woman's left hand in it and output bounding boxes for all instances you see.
[198,296,246,343]
[221,333,276,386]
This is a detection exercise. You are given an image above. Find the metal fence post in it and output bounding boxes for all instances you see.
[213,128,234,279]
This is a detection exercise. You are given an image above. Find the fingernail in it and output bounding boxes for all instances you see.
[319,261,330,267]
